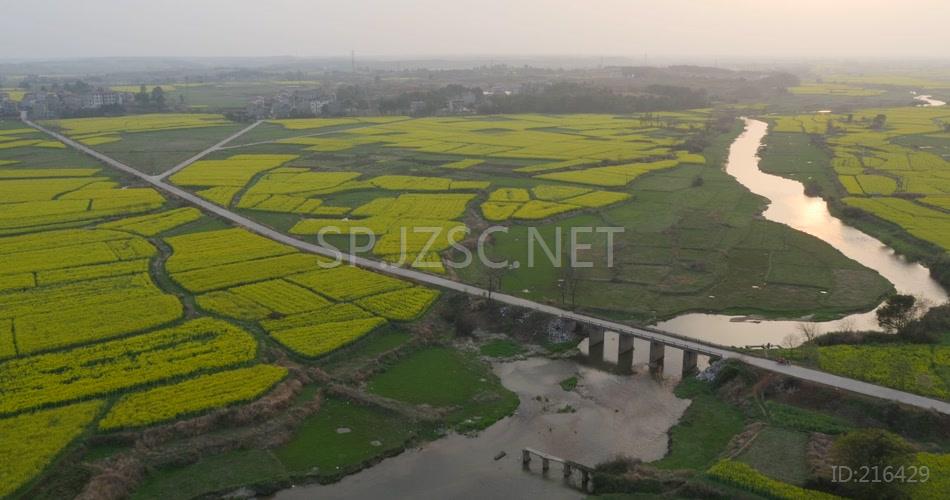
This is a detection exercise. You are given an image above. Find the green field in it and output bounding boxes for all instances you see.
[275,397,417,475]
[652,378,746,471]
[769,107,950,259]
[367,347,519,431]
[92,125,244,175]
[132,449,289,500]
[0,106,930,498]
[735,427,810,486]
[162,114,895,321]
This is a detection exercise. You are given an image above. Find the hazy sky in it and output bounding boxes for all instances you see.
[3,0,950,59]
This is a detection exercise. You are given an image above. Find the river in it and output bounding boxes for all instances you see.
[275,358,688,500]
[915,94,947,106]
[274,106,948,498]
[657,116,947,346]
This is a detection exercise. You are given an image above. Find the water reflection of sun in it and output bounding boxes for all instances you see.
[798,197,828,231]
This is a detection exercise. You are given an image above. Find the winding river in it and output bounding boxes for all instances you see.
[272,102,950,498]
[659,114,947,346]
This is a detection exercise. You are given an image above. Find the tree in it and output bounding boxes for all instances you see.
[898,302,949,343]
[135,84,150,106]
[871,113,888,130]
[876,294,920,333]
[781,333,800,349]
[831,429,915,498]
[150,86,166,110]
[485,267,506,302]
[797,322,820,342]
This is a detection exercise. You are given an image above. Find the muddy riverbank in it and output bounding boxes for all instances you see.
[275,357,688,500]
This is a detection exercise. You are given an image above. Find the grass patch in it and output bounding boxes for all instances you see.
[95,125,245,175]
[479,339,524,357]
[131,449,288,500]
[367,347,518,431]
[543,339,580,354]
[764,401,852,434]
[83,443,129,462]
[652,377,745,471]
[559,376,579,391]
[320,328,412,374]
[734,426,810,486]
[274,397,415,477]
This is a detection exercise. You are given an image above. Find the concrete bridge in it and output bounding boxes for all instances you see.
[522,447,595,492]
[25,117,950,417]
[586,327,711,377]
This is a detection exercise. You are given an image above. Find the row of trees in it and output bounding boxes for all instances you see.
[133,84,167,110]
[373,82,710,116]
[484,82,708,114]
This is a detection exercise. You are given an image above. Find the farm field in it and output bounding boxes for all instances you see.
[17,5,950,498]
[767,107,950,259]
[640,367,950,500]
[164,226,438,357]
[788,82,886,97]
[40,114,242,175]
[770,341,950,401]
[159,113,891,320]
[130,398,419,499]
[121,349,518,497]
[454,130,891,320]
[0,108,920,498]
[0,134,446,496]
[172,113,706,271]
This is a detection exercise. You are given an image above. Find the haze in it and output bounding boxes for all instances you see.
[2,0,950,60]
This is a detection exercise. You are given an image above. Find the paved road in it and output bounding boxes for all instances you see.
[154,120,262,181]
[26,119,950,416]
[215,117,414,151]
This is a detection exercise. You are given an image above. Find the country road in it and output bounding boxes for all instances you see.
[154,120,262,181]
[25,118,950,416]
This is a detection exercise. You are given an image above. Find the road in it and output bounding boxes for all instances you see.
[154,120,262,181]
[25,118,950,416]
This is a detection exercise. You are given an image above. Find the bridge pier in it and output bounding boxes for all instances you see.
[682,350,699,377]
[616,335,635,374]
[618,336,634,355]
[588,329,604,347]
[587,329,605,364]
[649,341,665,373]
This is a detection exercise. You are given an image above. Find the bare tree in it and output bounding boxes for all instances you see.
[797,322,820,342]
[782,333,801,349]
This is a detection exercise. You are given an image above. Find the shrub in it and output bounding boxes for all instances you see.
[831,429,915,499]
